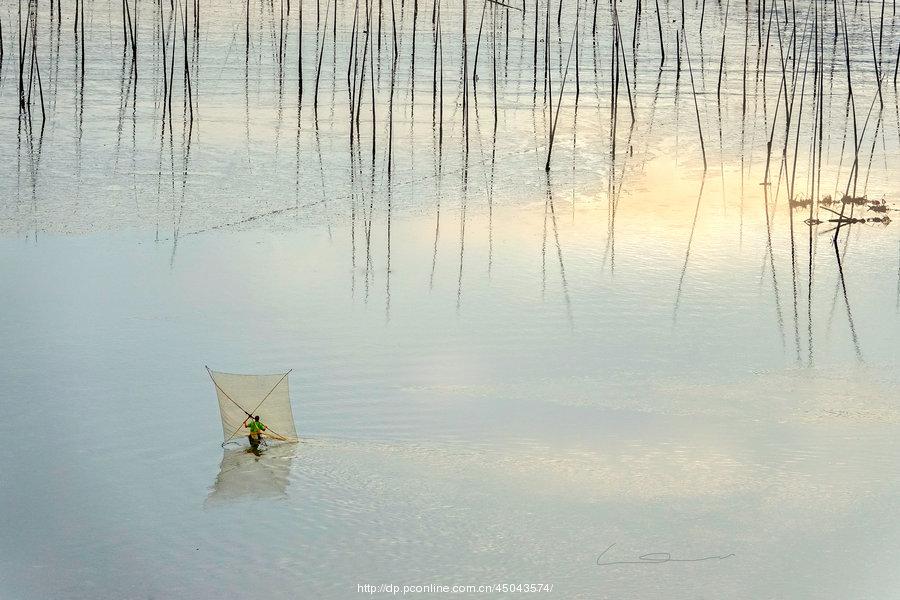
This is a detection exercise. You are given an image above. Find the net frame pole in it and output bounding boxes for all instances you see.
[207,367,295,444]
[205,365,254,418]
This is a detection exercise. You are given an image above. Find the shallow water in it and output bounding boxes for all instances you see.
[2,0,900,598]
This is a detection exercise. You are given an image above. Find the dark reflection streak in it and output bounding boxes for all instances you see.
[278,0,287,86]
[673,176,705,323]
[349,132,358,299]
[469,51,491,250]
[385,177,392,322]
[755,1,771,156]
[601,121,634,277]
[50,0,62,113]
[314,127,333,239]
[394,0,406,82]
[34,121,46,209]
[181,0,194,123]
[609,17,619,165]
[788,208,802,365]
[761,184,787,348]
[697,6,706,80]
[155,118,167,243]
[456,159,468,313]
[488,123,496,278]
[167,1,179,123]
[541,186,548,300]
[329,0,338,122]
[642,69,663,158]
[275,45,285,172]
[16,112,22,228]
[599,181,614,276]
[264,0,278,67]
[265,0,279,73]
[75,0,85,102]
[740,0,748,131]
[19,4,39,106]
[170,117,194,268]
[602,62,620,278]
[433,0,443,146]
[471,71,482,149]
[591,35,601,126]
[554,0,561,76]
[672,30,680,155]
[409,0,417,118]
[24,110,45,242]
[74,2,84,186]
[614,120,636,260]
[368,2,376,166]
[546,173,573,328]
[311,0,331,126]
[739,105,745,248]
[244,12,253,175]
[529,69,541,165]
[363,146,376,302]
[807,209,814,367]
[716,88,726,212]
[429,125,442,291]
[630,2,639,90]
[744,16,763,192]
[295,82,303,222]
[114,49,132,171]
[166,111,177,252]
[386,7,397,323]
[832,232,863,362]
[159,0,170,120]
[824,223,851,334]
[570,88,578,224]
[506,0,513,80]
[192,0,200,104]
[428,110,442,292]
[757,159,786,283]
[786,29,810,364]
[131,60,138,211]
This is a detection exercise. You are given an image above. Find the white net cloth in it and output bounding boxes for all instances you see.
[208,369,299,444]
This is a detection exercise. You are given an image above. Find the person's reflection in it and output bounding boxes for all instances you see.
[205,443,295,505]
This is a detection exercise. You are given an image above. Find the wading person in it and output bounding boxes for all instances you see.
[243,415,267,451]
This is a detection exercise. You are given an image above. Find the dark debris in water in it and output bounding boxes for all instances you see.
[793,194,895,229]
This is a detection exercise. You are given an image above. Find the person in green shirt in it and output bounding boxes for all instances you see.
[243,415,267,451]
